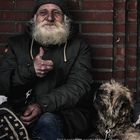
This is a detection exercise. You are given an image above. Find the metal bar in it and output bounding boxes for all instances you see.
[136,0,140,102]
[125,0,129,86]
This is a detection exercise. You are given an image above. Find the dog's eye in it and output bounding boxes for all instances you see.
[110,91,114,97]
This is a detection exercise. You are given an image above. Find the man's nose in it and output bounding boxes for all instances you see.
[45,13,55,22]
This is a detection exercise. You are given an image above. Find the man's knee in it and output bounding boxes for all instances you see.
[31,112,64,139]
[37,112,62,127]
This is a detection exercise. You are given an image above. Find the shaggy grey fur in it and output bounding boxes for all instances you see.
[90,80,140,140]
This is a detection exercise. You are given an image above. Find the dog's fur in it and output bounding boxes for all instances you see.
[90,80,140,140]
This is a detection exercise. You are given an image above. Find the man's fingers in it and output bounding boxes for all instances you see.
[21,110,38,122]
[23,107,33,116]
[34,51,54,77]
[22,116,38,126]
[20,104,42,125]
[38,60,54,71]
[35,47,44,60]
[21,116,38,126]
[43,60,54,66]
[38,47,44,58]
[36,66,53,76]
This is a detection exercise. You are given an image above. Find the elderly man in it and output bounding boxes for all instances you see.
[0,0,93,139]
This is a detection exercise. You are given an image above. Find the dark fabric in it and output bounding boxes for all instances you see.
[59,108,94,138]
[33,0,68,15]
[0,31,93,113]
[0,102,26,117]
[59,82,102,138]
[0,22,93,137]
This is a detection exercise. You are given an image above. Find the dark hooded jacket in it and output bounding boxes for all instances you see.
[0,23,93,112]
[0,23,94,137]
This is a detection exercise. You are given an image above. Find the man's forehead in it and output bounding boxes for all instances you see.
[37,3,62,11]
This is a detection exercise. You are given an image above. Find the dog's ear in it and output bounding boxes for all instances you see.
[92,82,103,102]
[93,89,108,112]
[93,89,102,103]
[114,95,132,119]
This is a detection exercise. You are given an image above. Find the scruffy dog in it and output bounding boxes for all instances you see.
[90,80,140,140]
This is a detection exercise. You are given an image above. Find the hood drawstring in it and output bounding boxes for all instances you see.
[30,38,34,60]
[63,41,67,62]
[30,38,67,62]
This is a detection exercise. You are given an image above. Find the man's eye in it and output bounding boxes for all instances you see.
[39,11,48,16]
[53,11,63,17]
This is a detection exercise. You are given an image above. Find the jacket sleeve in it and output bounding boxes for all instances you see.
[0,42,36,96]
[37,40,93,112]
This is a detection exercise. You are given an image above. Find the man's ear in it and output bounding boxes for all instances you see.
[33,15,36,22]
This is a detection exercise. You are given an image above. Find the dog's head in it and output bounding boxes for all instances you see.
[94,80,133,131]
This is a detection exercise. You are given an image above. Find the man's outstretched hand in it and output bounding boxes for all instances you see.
[34,47,54,77]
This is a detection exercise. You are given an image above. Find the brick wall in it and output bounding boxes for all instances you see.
[0,0,139,101]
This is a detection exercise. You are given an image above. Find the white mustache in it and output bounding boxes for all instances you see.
[42,23,55,26]
[39,21,57,27]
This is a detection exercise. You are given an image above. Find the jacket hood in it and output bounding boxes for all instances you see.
[33,0,69,16]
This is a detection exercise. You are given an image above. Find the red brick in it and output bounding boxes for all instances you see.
[72,11,113,21]
[0,23,15,32]
[0,11,14,20]
[126,35,137,45]
[127,23,137,33]
[16,0,35,10]
[126,57,136,67]
[127,80,137,90]
[0,11,32,21]
[126,70,137,78]
[114,10,126,22]
[113,71,125,79]
[84,35,113,45]
[92,71,113,81]
[91,48,113,57]
[0,0,15,9]
[115,47,125,56]
[82,23,113,33]
[15,12,32,21]
[115,2,126,10]
[126,47,137,56]
[128,12,137,22]
[82,1,113,10]
[115,59,125,68]
[92,59,112,69]
[127,1,137,10]
[115,24,125,33]
[15,22,27,33]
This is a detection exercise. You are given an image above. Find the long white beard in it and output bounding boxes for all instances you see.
[32,19,70,45]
